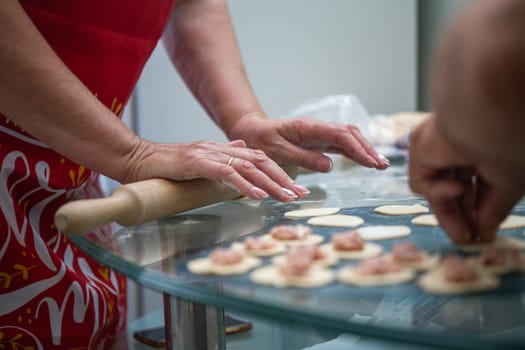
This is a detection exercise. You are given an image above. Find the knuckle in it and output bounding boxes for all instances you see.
[250,149,269,163]
[219,164,236,178]
[240,159,256,171]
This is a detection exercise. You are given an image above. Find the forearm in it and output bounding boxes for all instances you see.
[0,1,140,182]
[162,0,265,139]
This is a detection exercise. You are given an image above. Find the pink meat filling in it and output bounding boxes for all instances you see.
[244,237,276,251]
[270,224,311,240]
[442,256,477,282]
[210,248,244,265]
[332,231,364,251]
[392,242,423,263]
[277,244,324,277]
[355,257,401,275]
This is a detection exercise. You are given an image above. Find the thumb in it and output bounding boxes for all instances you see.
[476,187,522,242]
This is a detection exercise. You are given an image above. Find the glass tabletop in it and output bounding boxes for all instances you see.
[70,158,525,350]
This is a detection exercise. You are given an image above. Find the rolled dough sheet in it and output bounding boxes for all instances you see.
[338,266,415,287]
[411,214,439,226]
[418,267,499,295]
[320,242,383,260]
[250,265,335,288]
[284,207,341,219]
[354,225,411,240]
[374,204,429,216]
[307,215,364,228]
[187,256,261,275]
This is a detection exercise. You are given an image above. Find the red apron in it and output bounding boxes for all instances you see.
[0,1,176,348]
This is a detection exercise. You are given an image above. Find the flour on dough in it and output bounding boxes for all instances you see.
[354,225,411,240]
[418,267,499,295]
[307,215,364,228]
[411,214,439,226]
[187,256,261,275]
[250,265,335,288]
[374,204,429,216]
[284,207,340,219]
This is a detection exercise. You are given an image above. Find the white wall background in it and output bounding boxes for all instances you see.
[135,0,417,143]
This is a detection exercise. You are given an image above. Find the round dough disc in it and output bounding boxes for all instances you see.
[272,246,339,268]
[411,214,439,226]
[250,265,334,288]
[499,215,525,230]
[338,266,415,287]
[459,235,525,253]
[261,233,324,246]
[187,256,261,275]
[284,207,341,219]
[321,242,383,260]
[307,215,364,228]
[354,225,411,240]
[383,252,440,271]
[418,267,499,295]
[231,241,286,257]
[374,204,429,216]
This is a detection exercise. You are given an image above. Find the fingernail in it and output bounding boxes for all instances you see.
[282,187,298,199]
[370,156,380,167]
[293,184,310,195]
[253,187,269,199]
[378,154,390,166]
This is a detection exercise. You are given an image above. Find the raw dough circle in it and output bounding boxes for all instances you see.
[261,233,324,246]
[374,204,429,216]
[321,242,383,260]
[231,241,286,257]
[411,214,439,226]
[284,207,341,219]
[187,256,261,275]
[354,225,411,240]
[418,267,499,294]
[458,235,525,253]
[499,215,525,230]
[466,255,520,275]
[307,215,364,228]
[383,252,440,271]
[250,265,335,288]
[338,266,415,287]
[271,245,339,268]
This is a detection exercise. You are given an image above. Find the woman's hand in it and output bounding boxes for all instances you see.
[227,114,390,173]
[121,138,309,202]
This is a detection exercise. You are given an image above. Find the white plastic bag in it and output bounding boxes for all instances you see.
[287,94,372,140]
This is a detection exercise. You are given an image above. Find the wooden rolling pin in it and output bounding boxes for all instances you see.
[55,165,298,235]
